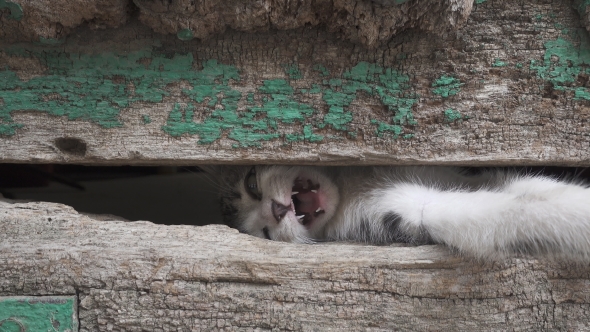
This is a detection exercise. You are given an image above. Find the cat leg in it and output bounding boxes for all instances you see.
[370,176,590,260]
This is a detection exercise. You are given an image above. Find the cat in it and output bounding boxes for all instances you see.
[206,165,590,261]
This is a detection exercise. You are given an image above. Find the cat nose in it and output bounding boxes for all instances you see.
[271,199,290,223]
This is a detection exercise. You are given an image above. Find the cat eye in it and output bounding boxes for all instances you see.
[244,167,262,200]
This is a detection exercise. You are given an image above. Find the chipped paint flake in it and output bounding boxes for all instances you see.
[443,109,468,123]
[530,30,590,101]
[432,75,463,98]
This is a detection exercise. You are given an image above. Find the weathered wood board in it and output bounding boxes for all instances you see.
[0,0,589,166]
[1,199,590,331]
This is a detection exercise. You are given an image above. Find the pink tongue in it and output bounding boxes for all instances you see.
[295,192,319,214]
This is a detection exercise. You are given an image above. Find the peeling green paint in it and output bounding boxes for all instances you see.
[283,64,302,80]
[475,0,487,4]
[432,75,463,98]
[309,84,322,94]
[530,30,590,100]
[443,108,467,122]
[320,89,355,131]
[2,50,216,131]
[574,87,590,101]
[554,23,570,35]
[0,0,22,20]
[516,63,523,69]
[177,29,194,41]
[1,47,417,145]
[492,58,507,67]
[164,60,417,143]
[371,119,402,138]
[0,296,77,332]
[0,122,23,136]
[530,36,590,87]
[250,79,315,124]
[328,79,342,87]
[326,62,417,135]
[162,75,315,147]
[286,125,324,143]
[1,51,241,137]
[313,64,330,77]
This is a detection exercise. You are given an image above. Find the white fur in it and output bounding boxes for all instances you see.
[222,166,590,261]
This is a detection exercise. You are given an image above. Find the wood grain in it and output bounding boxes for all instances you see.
[1,199,589,331]
[1,0,589,166]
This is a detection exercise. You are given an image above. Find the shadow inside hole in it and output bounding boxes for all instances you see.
[54,137,87,156]
[0,165,222,226]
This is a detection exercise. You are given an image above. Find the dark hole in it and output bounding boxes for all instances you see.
[542,82,559,100]
[54,137,87,156]
[0,165,588,228]
[0,165,219,226]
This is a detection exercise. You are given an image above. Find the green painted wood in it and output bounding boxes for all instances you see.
[0,0,589,165]
[0,48,415,145]
[0,296,78,332]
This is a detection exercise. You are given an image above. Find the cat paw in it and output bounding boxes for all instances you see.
[374,183,440,243]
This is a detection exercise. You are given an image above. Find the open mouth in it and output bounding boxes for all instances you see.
[291,176,325,227]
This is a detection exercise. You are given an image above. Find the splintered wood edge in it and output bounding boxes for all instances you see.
[0,0,472,47]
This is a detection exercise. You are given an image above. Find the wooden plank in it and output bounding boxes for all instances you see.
[1,199,590,331]
[0,296,78,332]
[1,0,589,166]
[0,0,471,47]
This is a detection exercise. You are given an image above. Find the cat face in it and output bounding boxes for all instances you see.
[217,166,340,242]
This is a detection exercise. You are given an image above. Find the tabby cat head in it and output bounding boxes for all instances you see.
[205,165,340,242]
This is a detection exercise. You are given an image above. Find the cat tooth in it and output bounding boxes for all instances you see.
[296,215,305,220]
[315,208,323,213]
[292,191,299,195]
[311,190,317,193]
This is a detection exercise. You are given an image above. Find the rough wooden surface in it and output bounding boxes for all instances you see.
[133,0,472,48]
[0,0,472,47]
[576,0,590,32]
[1,199,590,331]
[1,0,590,166]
